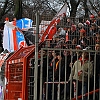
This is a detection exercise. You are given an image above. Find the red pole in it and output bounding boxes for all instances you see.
[72,89,100,100]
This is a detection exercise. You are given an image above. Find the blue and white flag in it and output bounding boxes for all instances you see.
[3,18,33,52]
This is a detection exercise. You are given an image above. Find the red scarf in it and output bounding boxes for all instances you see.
[79,57,88,65]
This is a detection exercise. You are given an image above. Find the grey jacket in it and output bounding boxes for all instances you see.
[69,60,93,82]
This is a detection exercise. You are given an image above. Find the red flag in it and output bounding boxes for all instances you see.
[47,25,57,40]
[66,32,69,42]
[40,3,68,42]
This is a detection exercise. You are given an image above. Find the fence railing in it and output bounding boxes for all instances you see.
[36,48,100,100]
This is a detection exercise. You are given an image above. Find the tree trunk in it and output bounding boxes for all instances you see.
[14,0,22,19]
[84,0,89,18]
[70,0,77,18]
[0,0,9,21]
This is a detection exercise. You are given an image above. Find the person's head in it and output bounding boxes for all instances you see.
[82,46,91,59]
[67,26,71,32]
[57,26,61,32]
[5,17,9,21]
[52,50,56,57]
[71,25,76,31]
[56,52,64,60]
[90,14,95,20]
[72,38,77,44]
[55,36,60,42]
[95,44,100,51]
[67,18,71,22]
[43,50,47,56]
[96,29,100,37]
[82,51,89,60]
[91,23,97,30]
[13,17,17,21]
[78,23,84,29]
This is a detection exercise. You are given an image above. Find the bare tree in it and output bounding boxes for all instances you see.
[0,0,100,22]
[0,0,14,21]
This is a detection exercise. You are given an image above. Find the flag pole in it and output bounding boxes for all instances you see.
[34,11,39,100]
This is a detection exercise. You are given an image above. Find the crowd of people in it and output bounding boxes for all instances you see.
[47,12,100,50]
[41,12,100,100]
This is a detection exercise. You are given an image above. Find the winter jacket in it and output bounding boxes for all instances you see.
[69,59,93,82]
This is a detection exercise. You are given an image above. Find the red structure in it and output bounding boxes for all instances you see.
[4,45,35,100]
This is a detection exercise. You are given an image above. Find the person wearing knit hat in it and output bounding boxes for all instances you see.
[78,28,89,49]
[84,20,91,35]
[90,14,95,19]
[78,23,84,29]
[89,14,96,25]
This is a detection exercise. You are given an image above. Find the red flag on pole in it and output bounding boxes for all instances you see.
[40,3,68,42]
[47,25,57,40]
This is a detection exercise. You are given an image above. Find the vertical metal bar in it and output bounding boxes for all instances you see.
[57,50,61,100]
[87,52,90,100]
[34,11,39,100]
[82,51,84,100]
[76,51,78,100]
[64,50,67,100]
[46,50,49,100]
[39,48,43,100]
[70,50,73,100]
[57,84,60,100]
[93,52,96,100]
[52,50,55,100]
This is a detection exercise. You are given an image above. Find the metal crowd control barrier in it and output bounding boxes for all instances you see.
[4,45,35,100]
[39,48,100,100]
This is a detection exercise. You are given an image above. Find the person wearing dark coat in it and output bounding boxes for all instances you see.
[78,28,89,49]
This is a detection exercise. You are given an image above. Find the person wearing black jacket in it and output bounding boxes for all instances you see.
[78,28,89,49]
[89,43,100,100]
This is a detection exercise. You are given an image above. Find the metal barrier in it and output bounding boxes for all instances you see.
[38,48,100,100]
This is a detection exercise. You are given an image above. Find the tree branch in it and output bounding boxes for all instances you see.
[89,0,98,14]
